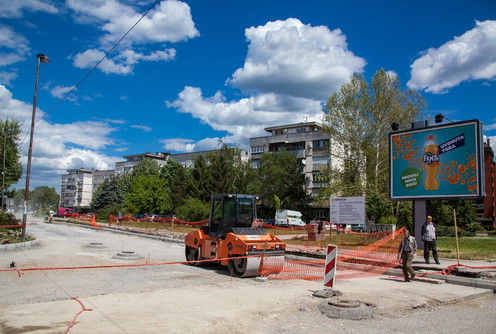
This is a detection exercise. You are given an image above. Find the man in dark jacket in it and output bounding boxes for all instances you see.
[397,229,417,282]
[421,215,440,264]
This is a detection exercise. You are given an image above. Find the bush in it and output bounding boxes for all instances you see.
[466,222,486,233]
[175,198,209,222]
[378,216,397,225]
[436,225,475,237]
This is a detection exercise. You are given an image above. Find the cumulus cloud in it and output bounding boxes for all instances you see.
[408,20,496,93]
[228,18,366,100]
[167,86,323,150]
[0,25,30,66]
[0,0,58,18]
[0,84,121,187]
[68,0,196,74]
[168,18,364,151]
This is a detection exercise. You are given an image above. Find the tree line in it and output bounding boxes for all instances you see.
[91,144,311,221]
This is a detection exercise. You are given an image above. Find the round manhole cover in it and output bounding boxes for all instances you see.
[86,242,106,248]
[112,251,143,260]
[319,299,375,320]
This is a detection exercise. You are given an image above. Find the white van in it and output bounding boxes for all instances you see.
[275,209,306,227]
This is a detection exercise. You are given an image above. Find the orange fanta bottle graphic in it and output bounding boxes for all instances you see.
[423,135,440,190]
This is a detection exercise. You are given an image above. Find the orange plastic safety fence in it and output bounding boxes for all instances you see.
[108,215,208,226]
[259,227,406,281]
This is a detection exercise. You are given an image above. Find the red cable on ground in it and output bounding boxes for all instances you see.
[64,298,93,334]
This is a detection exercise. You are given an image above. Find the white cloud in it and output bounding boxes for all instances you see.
[72,47,176,75]
[408,20,496,93]
[0,0,58,18]
[167,86,323,150]
[0,25,30,66]
[131,124,152,132]
[228,18,366,100]
[68,0,196,74]
[0,84,121,188]
[50,85,77,100]
[168,18,363,151]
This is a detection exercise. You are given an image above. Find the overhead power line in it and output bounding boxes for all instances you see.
[36,0,162,124]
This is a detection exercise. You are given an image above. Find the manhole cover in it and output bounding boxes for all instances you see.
[86,242,106,248]
[318,299,375,320]
[112,251,143,260]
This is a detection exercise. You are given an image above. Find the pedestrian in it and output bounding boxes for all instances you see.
[117,212,122,226]
[48,211,54,223]
[397,229,417,282]
[421,215,440,264]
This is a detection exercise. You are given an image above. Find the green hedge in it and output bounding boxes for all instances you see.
[436,225,475,237]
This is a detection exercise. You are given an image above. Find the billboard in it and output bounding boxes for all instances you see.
[389,119,484,200]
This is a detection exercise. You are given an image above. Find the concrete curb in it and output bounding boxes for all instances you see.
[386,268,496,291]
[0,239,39,252]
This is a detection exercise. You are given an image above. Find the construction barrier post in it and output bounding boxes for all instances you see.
[324,244,338,287]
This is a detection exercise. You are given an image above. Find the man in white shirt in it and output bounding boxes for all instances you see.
[421,215,440,264]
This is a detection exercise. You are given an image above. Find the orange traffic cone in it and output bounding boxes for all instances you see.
[91,214,100,227]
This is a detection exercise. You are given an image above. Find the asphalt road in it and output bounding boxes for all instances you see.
[1,219,495,334]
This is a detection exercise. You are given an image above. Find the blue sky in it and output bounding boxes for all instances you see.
[1,0,495,191]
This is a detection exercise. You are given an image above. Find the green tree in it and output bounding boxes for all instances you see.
[431,200,477,226]
[1,119,23,193]
[191,154,213,202]
[30,186,59,213]
[169,164,198,212]
[125,175,171,214]
[91,178,124,211]
[175,197,210,221]
[252,151,312,218]
[207,144,251,194]
[322,70,426,222]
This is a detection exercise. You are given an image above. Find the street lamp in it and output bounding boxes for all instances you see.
[2,128,11,210]
[21,53,49,238]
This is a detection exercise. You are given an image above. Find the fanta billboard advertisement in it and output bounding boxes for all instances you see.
[389,120,484,200]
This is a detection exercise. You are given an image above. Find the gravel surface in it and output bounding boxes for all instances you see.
[0,219,495,333]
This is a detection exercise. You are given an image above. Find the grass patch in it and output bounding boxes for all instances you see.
[430,236,496,261]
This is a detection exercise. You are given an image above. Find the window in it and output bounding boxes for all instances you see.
[312,139,329,148]
[251,146,264,154]
[296,127,307,133]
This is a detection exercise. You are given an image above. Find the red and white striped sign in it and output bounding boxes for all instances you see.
[324,245,338,287]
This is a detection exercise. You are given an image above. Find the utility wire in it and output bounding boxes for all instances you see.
[36,0,162,124]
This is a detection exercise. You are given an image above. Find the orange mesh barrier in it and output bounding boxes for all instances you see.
[108,215,208,227]
[259,227,406,280]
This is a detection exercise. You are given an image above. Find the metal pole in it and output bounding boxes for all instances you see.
[21,54,49,238]
[1,129,7,210]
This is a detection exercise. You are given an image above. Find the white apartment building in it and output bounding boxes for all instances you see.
[114,152,169,175]
[249,122,341,219]
[59,168,93,208]
[170,149,249,167]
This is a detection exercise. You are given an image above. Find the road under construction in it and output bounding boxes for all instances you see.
[0,217,495,333]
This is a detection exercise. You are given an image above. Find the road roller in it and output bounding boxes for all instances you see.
[184,194,285,277]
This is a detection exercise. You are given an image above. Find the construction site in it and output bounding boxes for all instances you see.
[1,212,495,334]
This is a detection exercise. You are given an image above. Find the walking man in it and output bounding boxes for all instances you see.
[421,215,440,264]
[397,229,417,282]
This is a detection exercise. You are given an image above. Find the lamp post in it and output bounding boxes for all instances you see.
[21,53,49,238]
[1,128,10,210]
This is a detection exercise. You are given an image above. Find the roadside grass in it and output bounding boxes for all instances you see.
[429,236,496,261]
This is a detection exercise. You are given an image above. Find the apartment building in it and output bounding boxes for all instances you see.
[92,169,117,194]
[115,152,169,175]
[59,168,93,208]
[170,149,249,167]
[250,122,337,196]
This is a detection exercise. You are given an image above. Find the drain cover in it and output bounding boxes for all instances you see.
[318,299,375,320]
[112,251,143,260]
[86,242,106,248]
